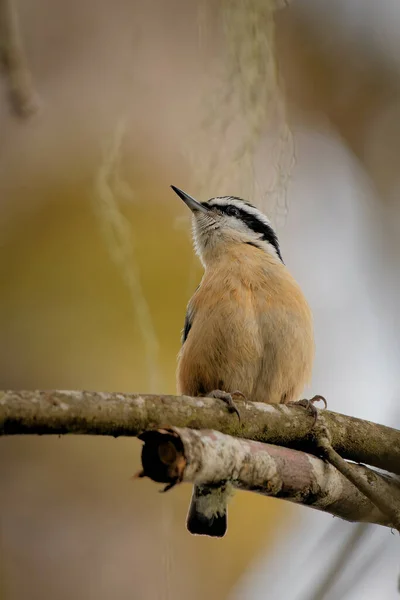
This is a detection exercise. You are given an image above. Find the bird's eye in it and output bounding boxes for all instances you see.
[226,206,240,218]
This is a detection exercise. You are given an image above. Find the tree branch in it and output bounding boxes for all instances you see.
[1,390,399,476]
[314,416,400,531]
[137,427,400,529]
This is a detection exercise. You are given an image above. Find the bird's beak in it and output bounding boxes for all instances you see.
[170,185,209,214]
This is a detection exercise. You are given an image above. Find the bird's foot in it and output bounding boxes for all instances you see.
[289,394,327,426]
[208,389,244,423]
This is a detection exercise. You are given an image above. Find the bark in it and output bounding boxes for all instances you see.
[1,390,399,476]
[314,420,400,530]
[137,427,400,529]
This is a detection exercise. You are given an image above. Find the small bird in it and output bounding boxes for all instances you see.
[171,185,315,537]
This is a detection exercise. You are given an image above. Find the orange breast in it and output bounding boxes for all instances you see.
[177,244,314,403]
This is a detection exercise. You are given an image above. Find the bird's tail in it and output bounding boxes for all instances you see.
[186,483,228,538]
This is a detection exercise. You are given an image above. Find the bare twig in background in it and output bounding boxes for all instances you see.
[0,0,38,116]
[192,0,294,222]
[1,390,400,477]
[93,120,161,392]
[304,523,370,600]
[300,522,390,600]
[137,427,400,529]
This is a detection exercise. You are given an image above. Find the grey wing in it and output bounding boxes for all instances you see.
[181,286,199,345]
[182,302,194,344]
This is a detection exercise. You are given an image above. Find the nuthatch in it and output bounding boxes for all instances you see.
[171,185,315,537]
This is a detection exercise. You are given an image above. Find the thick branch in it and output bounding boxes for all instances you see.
[137,427,400,529]
[1,390,399,477]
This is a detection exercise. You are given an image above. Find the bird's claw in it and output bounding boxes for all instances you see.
[231,390,247,401]
[290,394,327,426]
[208,389,243,423]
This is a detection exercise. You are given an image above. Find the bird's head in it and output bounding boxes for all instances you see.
[171,185,283,266]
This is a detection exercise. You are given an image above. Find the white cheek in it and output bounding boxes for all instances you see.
[219,215,242,234]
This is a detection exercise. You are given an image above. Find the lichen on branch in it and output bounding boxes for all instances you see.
[137,426,400,529]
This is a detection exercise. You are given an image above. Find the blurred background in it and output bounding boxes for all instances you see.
[1,0,400,598]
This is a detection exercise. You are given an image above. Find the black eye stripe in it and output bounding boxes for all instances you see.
[202,202,283,262]
[225,205,241,217]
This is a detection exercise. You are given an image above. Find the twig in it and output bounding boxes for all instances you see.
[305,523,370,600]
[314,417,400,531]
[0,0,38,116]
[136,427,400,529]
[1,390,400,476]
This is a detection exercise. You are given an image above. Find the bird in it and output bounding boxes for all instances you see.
[171,185,316,537]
